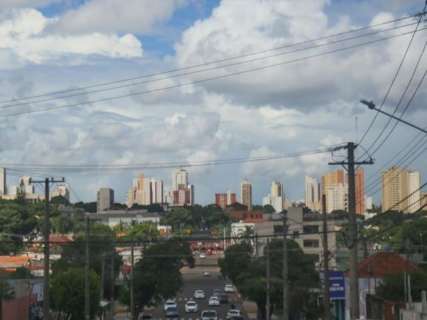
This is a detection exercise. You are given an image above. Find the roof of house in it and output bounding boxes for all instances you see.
[0,255,30,268]
[49,234,73,243]
[357,252,418,278]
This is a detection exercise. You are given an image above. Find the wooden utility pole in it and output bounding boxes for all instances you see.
[322,195,331,320]
[329,142,373,320]
[130,238,135,320]
[30,177,64,320]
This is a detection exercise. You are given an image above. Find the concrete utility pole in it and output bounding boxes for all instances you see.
[329,142,373,320]
[85,215,90,320]
[322,195,331,320]
[30,177,65,320]
[282,212,289,320]
[111,240,116,318]
[266,238,271,320]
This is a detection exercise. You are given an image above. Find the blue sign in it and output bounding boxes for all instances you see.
[328,271,345,300]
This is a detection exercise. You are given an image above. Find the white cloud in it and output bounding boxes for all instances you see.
[0,8,143,66]
[54,0,186,34]
[0,0,59,10]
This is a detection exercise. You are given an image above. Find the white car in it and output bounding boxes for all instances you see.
[224,284,235,293]
[199,253,206,259]
[226,309,241,319]
[208,296,220,306]
[203,271,210,277]
[201,310,218,320]
[185,300,198,313]
[194,289,205,299]
[163,299,177,311]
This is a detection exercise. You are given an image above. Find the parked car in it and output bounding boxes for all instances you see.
[194,289,206,299]
[163,299,177,311]
[185,300,198,313]
[224,284,235,293]
[203,271,210,277]
[226,309,241,319]
[201,310,218,320]
[208,296,220,306]
[213,289,222,296]
[199,253,206,259]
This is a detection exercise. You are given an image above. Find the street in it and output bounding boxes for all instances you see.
[145,254,246,320]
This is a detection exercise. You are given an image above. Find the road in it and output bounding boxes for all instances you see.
[145,254,246,320]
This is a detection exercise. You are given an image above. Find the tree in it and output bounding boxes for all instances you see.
[377,271,427,301]
[50,268,100,320]
[125,222,159,242]
[219,239,319,320]
[0,280,14,320]
[74,201,97,213]
[132,239,193,313]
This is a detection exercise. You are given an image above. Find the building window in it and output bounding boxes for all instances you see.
[303,225,319,234]
[303,239,319,248]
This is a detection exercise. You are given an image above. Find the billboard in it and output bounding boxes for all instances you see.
[328,271,345,300]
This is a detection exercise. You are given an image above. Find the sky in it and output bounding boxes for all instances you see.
[0,0,426,205]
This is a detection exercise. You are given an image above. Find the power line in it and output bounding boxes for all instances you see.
[0,14,420,107]
[2,27,426,118]
[357,5,426,147]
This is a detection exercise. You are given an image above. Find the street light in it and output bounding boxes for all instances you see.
[360,99,427,134]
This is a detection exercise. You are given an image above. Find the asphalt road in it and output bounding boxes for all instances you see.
[146,254,246,320]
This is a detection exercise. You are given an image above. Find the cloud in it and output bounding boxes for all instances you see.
[0,0,59,10]
[174,0,427,112]
[0,8,143,66]
[54,0,186,34]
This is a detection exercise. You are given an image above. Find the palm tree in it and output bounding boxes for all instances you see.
[0,280,15,320]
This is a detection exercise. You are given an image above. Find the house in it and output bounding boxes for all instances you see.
[345,252,418,320]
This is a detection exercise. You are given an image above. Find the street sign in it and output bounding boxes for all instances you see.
[328,271,345,300]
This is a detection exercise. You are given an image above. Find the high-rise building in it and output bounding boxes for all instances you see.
[215,191,237,209]
[271,181,282,198]
[322,170,347,213]
[127,173,164,207]
[241,180,252,210]
[97,188,114,212]
[215,193,228,209]
[407,171,421,213]
[172,168,188,191]
[304,176,320,211]
[227,190,237,206]
[382,166,421,213]
[51,185,70,201]
[321,169,365,214]
[0,168,6,196]
[170,169,193,206]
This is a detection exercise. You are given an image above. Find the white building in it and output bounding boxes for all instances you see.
[90,210,161,228]
[50,184,70,201]
[172,168,188,190]
[304,176,320,211]
[262,181,284,212]
[127,173,164,207]
[408,171,421,213]
[325,183,347,213]
[0,168,6,196]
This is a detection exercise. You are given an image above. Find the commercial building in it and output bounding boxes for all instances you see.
[382,166,421,213]
[304,175,320,211]
[90,209,160,228]
[240,180,252,210]
[172,168,188,190]
[169,168,194,206]
[97,188,114,212]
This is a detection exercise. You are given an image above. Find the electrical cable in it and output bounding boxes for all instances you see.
[2,27,426,118]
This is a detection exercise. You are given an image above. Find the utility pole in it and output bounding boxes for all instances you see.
[322,195,331,320]
[30,177,64,320]
[130,238,135,320]
[111,240,116,318]
[329,142,373,320]
[282,211,288,320]
[266,238,271,320]
[85,215,90,320]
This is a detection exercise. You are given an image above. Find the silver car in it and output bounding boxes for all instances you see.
[201,310,218,320]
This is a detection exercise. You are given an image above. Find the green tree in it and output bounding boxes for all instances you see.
[377,271,427,301]
[125,222,159,242]
[0,280,14,320]
[50,268,100,320]
[132,239,193,313]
